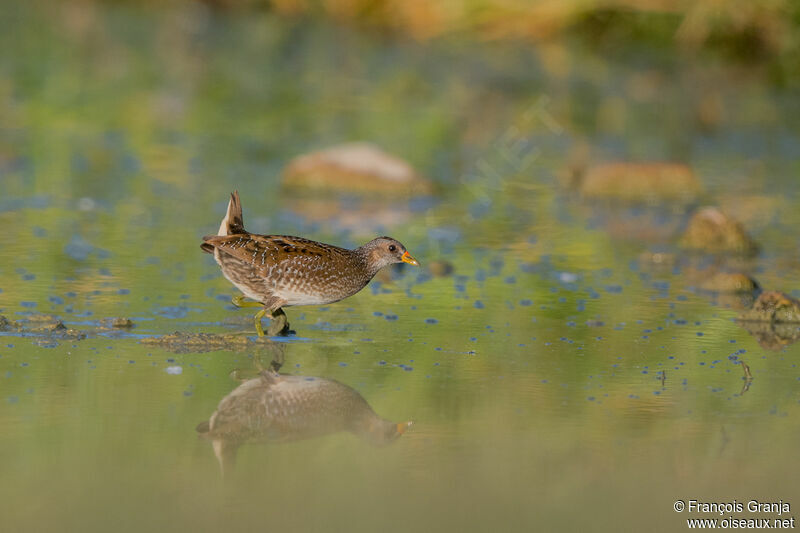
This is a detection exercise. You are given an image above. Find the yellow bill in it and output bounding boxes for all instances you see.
[401,251,420,266]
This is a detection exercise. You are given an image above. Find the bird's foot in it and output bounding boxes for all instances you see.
[266,308,290,337]
[253,308,290,337]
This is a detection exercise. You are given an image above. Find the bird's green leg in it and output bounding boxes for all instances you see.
[231,295,262,308]
[253,308,267,337]
[230,295,269,336]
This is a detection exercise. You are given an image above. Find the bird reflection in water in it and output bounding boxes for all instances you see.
[197,365,412,476]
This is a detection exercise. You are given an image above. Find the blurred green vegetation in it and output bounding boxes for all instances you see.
[49,0,800,83]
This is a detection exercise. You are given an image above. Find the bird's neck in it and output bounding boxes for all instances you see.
[353,245,384,280]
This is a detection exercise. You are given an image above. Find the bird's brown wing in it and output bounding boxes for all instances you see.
[201,234,351,275]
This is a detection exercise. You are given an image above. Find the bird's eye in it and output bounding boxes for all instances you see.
[388,244,396,252]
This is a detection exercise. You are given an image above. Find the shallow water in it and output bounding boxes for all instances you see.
[1,3,800,532]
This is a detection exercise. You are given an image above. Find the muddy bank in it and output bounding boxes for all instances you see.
[0,314,87,340]
[140,331,285,354]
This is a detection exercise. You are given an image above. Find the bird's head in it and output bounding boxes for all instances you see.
[361,237,419,271]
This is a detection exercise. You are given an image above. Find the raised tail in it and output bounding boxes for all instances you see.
[217,190,245,236]
[202,191,246,254]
